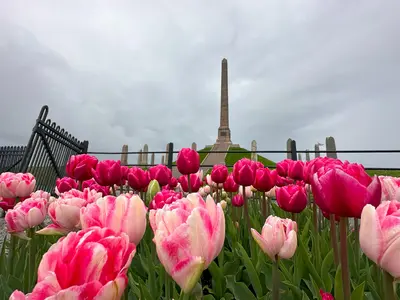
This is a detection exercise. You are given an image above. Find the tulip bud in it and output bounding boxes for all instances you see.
[146,180,161,205]
[220,200,227,210]
[176,148,200,175]
[251,216,297,261]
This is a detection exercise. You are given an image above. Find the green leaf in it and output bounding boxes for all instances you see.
[298,237,324,289]
[321,250,334,292]
[282,281,303,300]
[334,265,344,300]
[203,295,216,300]
[208,261,225,299]
[236,243,263,298]
[225,275,257,300]
[351,281,365,300]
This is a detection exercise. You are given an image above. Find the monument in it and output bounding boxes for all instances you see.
[216,58,232,144]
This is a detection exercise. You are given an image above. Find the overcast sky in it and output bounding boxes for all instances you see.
[1,1,400,168]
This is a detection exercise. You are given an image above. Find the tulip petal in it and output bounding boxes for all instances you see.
[379,236,400,279]
[95,275,127,300]
[359,204,382,264]
[36,224,70,236]
[251,228,275,261]
[278,230,297,259]
[171,256,205,294]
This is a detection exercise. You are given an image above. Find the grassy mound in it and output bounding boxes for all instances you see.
[225,147,276,167]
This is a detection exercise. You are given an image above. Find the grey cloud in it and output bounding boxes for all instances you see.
[1,0,400,168]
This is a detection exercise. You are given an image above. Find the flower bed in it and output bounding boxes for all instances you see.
[0,149,399,299]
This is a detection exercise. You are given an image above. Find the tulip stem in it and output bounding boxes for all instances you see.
[111,186,117,196]
[339,217,351,300]
[353,218,360,272]
[8,234,17,275]
[261,192,267,219]
[329,215,339,266]
[383,270,396,300]
[187,175,192,193]
[242,186,252,232]
[165,273,171,300]
[28,228,36,290]
[272,256,280,300]
[78,181,82,191]
[291,212,296,222]
[312,201,318,231]
[216,187,220,202]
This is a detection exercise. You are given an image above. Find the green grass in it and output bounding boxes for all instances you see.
[197,146,213,164]
[225,147,276,167]
[366,169,400,177]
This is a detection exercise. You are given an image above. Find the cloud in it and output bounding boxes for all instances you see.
[0,0,400,168]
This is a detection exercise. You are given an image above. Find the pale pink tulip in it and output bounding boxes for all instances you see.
[37,197,86,235]
[5,198,47,238]
[58,188,102,204]
[360,201,400,278]
[30,190,51,201]
[150,194,225,293]
[10,226,136,299]
[0,172,36,198]
[81,194,147,245]
[251,216,297,261]
[239,185,253,198]
[378,176,400,202]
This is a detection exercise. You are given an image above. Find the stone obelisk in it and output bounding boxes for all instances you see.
[217,58,232,144]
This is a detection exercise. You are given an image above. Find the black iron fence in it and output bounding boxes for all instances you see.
[0,146,27,173]
[0,106,89,193]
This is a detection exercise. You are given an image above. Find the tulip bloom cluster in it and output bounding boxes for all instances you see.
[0,172,36,211]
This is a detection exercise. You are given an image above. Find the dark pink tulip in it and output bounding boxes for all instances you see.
[233,158,255,187]
[56,177,78,194]
[276,184,308,213]
[176,148,200,175]
[223,174,239,193]
[149,165,172,187]
[179,173,202,193]
[211,165,229,184]
[82,179,110,196]
[253,168,276,192]
[127,167,150,191]
[232,194,244,207]
[276,159,291,177]
[93,160,122,187]
[311,163,381,218]
[66,154,98,181]
[287,160,304,181]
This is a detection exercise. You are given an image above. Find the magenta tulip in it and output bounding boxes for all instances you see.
[211,165,229,184]
[233,158,255,186]
[65,154,98,181]
[56,177,78,194]
[176,148,200,175]
[276,184,308,213]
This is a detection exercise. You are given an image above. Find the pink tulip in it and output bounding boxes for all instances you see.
[233,158,255,186]
[211,164,229,184]
[58,188,103,205]
[93,160,122,187]
[81,195,147,245]
[82,179,110,196]
[176,148,200,175]
[30,190,51,201]
[37,196,87,235]
[287,160,304,181]
[66,154,98,181]
[10,226,136,299]
[149,190,182,209]
[320,289,335,300]
[251,216,297,261]
[0,197,17,211]
[149,164,172,186]
[5,197,47,238]
[127,167,151,191]
[55,176,78,194]
[232,194,244,207]
[276,184,308,213]
[223,174,239,193]
[360,201,400,278]
[178,173,202,192]
[276,159,291,177]
[0,172,36,198]
[206,174,219,188]
[378,176,400,202]
[150,194,225,293]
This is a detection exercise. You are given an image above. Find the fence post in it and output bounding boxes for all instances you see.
[82,140,89,154]
[167,142,174,170]
[290,140,297,161]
